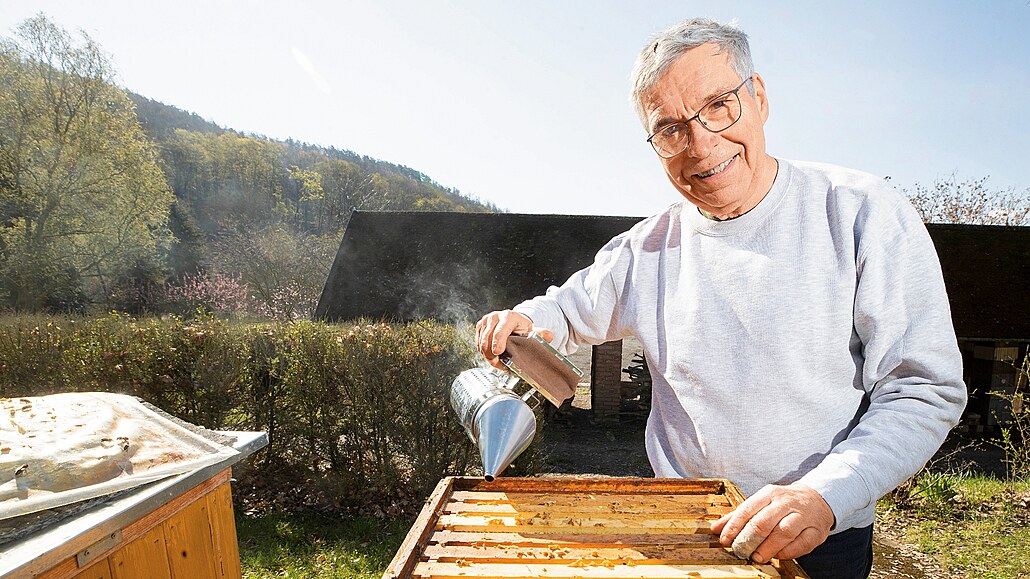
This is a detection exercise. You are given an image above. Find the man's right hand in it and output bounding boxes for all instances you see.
[475,310,547,369]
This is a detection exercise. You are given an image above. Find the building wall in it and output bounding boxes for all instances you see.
[960,340,1029,431]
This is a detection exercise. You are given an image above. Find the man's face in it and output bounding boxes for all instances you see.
[642,43,776,219]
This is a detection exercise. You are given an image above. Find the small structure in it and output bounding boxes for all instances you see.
[932,224,1030,430]
[317,211,1030,424]
[315,211,640,322]
[0,393,267,579]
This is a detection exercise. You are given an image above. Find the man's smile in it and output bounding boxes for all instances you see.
[695,154,737,179]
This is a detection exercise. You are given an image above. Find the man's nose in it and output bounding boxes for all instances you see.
[683,119,717,159]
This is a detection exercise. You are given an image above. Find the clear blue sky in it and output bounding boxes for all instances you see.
[3,1,1028,216]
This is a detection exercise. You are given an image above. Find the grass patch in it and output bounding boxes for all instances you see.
[878,474,1030,578]
[236,512,412,578]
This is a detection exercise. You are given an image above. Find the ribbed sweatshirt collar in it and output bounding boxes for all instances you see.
[685,158,793,237]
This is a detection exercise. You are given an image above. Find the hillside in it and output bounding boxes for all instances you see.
[125,94,498,319]
[129,93,494,216]
[129,92,495,224]
[0,14,495,317]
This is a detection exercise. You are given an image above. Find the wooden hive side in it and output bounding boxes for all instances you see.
[383,477,458,579]
[37,469,241,579]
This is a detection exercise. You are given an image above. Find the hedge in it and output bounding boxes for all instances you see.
[0,313,488,512]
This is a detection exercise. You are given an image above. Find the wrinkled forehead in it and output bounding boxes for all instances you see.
[641,46,739,128]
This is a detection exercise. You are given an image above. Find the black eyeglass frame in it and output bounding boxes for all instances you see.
[646,76,754,159]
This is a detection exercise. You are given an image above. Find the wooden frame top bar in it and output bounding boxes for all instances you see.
[384,477,809,579]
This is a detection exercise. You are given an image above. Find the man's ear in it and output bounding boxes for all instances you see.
[751,73,770,123]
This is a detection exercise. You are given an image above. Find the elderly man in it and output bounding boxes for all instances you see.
[475,17,966,579]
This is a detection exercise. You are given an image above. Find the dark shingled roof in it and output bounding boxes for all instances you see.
[315,211,642,323]
[316,211,1030,340]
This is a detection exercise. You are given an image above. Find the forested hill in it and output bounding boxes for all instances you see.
[128,92,494,220]
[129,92,493,215]
[131,93,500,319]
[0,14,494,317]
[129,93,226,136]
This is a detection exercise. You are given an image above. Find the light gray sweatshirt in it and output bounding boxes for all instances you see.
[515,159,966,532]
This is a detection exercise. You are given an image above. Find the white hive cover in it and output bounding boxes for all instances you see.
[0,392,238,520]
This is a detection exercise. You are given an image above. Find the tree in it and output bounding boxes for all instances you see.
[309,158,374,232]
[287,164,324,230]
[904,174,1030,226]
[0,14,174,310]
[160,129,286,230]
[210,224,335,321]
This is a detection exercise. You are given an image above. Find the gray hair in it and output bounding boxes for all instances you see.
[630,18,755,128]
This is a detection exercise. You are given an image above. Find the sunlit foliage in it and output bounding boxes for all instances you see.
[0,14,173,310]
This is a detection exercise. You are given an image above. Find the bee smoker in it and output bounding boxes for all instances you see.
[450,366,535,482]
[450,333,583,481]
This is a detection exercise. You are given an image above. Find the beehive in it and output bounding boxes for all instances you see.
[3,469,240,579]
[1,431,266,579]
[384,477,809,579]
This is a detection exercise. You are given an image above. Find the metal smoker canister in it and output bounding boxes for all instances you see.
[450,367,536,482]
[451,335,583,481]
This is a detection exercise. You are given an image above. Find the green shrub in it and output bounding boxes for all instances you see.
[0,314,482,512]
[909,470,961,506]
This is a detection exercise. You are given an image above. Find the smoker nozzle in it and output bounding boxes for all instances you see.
[476,396,536,481]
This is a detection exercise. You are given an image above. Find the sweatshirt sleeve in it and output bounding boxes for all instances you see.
[797,193,967,526]
[513,235,632,356]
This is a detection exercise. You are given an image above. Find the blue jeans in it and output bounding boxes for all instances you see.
[796,524,874,579]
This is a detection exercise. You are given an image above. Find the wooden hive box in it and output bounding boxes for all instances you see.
[384,477,809,579]
[1,432,267,579]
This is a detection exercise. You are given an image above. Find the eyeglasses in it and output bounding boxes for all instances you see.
[646,77,752,159]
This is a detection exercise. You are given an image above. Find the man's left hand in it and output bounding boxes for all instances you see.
[710,482,834,563]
